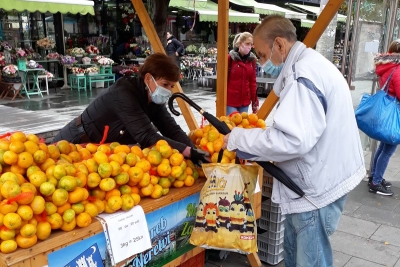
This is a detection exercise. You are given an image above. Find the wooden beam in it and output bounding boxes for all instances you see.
[131,0,198,131]
[256,0,345,120]
[215,0,229,117]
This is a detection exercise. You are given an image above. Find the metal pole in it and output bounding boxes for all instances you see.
[368,77,378,176]
[386,0,399,49]
[347,0,361,86]
[341,0,353,76]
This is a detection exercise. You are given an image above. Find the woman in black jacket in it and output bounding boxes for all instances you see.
[53,53,208,165]
[166,31,184,67]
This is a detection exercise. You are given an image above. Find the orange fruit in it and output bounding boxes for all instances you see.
[30,195,45,214]
[40,158,56,172]
[38,182,55,197]
[170,166,183,178]
[98,162,112,178]
[248,113,258,124]
[93,151,108,164]
[46,213,63,229]
[3,150,17,165]
[71,203,85,214]
[0,140,10,150]
[91,187,106,200]
[109,154,124,165]
[121,194,135,211]
[107,196,122,211]
[99,178,116,192]
[150,175,159,186]
[115,172,130,185]
[92,199,105,213]
[0,227,15,241]
[147,150,162,166]
[29,171,47,188]
[158,177,171,189]
[0,240,17,253]
[61,218,76,232]
[140,184,154,197]
[10,132,26,143]
[20,223,37,238]
[97,144,111,155]
[173,180,184,188]
[157,163,171,177]
[170,153,184,166]
[45,202,58,215]
[36,221,51,240]
[38,143,48,153]
[10,164,25,175]
[62,209,76,223]
[159,145,173,159]
[119,184,132,195]
[86,143,98,154]
[110,161,122,176]
[17,151,33,169]
[155,140,169,151]
[47,145,61,160]
[230,113,243,125]
[33,150,47,164]
[131,146,144,159]
[193,129,204,138]
[58,176,78,192]
[87,173,101,188]
[68,151,82,163]
[138,173,150,188]
[130,193,141,205]
[213,139,224,153]
[125,153,138,167]
[241,118,250,128]
[84,203,99,217]
[76,164,89,175]
[16,233,37,248]
[26,134,39,144]
[128,166,144,184]
[162,188,170,196]
[24,140,39,154]
[78,148,92,160]
[113,145,131,154]
[206,142,214,154]
[3,213,22,229]
[184,175,195,187]
[85,158,99,173]
[150,184,163,199]
[1,180,21,199]
[56,202,71,215]
[0,171,19,183]
[76,212,92,227]
[52,188,69,206]
[17,205,33,221]
[109,142,121,152]
[135,159,151,172]
[56,140,71,155]
[68,187,85,204]
[207,129,220,142]
[70,143,77,152]
[18,183,36,204]
[76,172,87,188]
[256,119,266,128]
[105,188,121,200]
[0,200,18,214]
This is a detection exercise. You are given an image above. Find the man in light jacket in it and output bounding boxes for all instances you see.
[222,15,366,266]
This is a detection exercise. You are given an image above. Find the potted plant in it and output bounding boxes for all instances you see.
[2,64,21,83]
[71,67,85,76]
[15,48,27,70]
[85,45,99,56]
[60,55,77,67]
[85,66,99,75]
[96,57,114,74]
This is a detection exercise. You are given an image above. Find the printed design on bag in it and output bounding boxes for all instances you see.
[194,201,206,228]
[243,182,250,204]
[204,203,219,233]
[217,197,231,229]
[207,171,228,191]
[228,191,246,233]
[244,205,255,233]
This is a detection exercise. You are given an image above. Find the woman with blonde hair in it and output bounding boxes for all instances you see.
[226,32,258,115]
[368,39,400,196]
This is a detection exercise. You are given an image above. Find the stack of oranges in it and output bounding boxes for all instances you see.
[188,112,266,163]
[0,132,201,253]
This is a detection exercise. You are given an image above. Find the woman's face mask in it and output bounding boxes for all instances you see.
[240,44,252,55]
[147,76,172,104]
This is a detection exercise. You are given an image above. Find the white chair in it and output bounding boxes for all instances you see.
[37,75,49,95]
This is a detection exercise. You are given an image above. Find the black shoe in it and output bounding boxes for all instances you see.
[368,177,392,188]
[369,183,394,196]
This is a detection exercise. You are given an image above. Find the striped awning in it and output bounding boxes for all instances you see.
[287,3,347,22]
[0,0,94,15]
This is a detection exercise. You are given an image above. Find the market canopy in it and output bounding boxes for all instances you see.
[169,0,260,23]
[287,3,346,22]
[300,19,315,28]
[229,0,307,19]
[0,0,95,15]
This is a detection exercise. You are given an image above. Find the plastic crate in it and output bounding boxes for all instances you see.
[259,250,285,266]
[262,175,273,197]
[269,229,285,240]
[258,217,268,230]
[266,199,282,213]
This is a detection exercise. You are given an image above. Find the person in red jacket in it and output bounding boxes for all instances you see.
[368,40,400,196]
[226,32,258,115]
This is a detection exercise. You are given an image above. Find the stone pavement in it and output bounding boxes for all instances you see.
[0,80,400,266]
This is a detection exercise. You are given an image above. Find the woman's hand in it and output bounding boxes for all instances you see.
[222,133,230,150]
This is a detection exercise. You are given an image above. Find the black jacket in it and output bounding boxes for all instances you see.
[166,36,184,56]
[56,77,193,152]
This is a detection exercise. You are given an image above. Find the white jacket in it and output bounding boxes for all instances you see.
[227,42,366,215]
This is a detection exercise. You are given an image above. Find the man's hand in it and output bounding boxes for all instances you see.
[222,133,230,150]
[190,148,210,166]
[175,52,179,56]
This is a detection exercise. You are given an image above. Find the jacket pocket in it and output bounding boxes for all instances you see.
[295,160,316,193]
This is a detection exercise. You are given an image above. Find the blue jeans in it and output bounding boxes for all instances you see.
[226,105,248,116]
[284,195,347,267]
[371,142,397,185]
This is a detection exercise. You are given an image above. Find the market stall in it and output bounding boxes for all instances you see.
[0,1,344,267]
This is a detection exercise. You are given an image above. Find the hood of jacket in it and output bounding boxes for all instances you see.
[229,49,257,62]
[374,53,400,76]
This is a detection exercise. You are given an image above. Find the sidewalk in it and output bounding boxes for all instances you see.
[0,80,399,266]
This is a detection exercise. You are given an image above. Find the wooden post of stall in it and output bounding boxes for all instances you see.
[256,0,345,120]
[131,0,198,131]
[215,0,229,117]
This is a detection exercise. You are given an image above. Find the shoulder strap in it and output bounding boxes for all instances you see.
[382,66,398,93]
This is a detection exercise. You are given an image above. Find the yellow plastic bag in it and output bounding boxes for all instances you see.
[190,163,259,253]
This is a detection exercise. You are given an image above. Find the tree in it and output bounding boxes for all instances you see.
[148,0,170,48]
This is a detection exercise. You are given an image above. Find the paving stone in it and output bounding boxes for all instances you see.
[333,251,351,267]
[342,199,362,216]
[331,231,400,266]
[343,257,386,267]
[370,225,400,247]
[352,204,400,228]
[346,184,400,211]
[337,215,380,239]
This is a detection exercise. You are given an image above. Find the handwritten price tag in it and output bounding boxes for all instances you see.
[97,206,151,265]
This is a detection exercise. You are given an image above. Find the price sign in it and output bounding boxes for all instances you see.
[97,206,151,265]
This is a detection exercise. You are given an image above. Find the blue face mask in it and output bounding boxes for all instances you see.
[148,76,172,104]
[262,43,284,78]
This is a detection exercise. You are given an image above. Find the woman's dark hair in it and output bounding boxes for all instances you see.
[388,39,400,53]
[139,53,180,81]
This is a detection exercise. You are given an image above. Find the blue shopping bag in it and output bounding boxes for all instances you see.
[355,68,400,145]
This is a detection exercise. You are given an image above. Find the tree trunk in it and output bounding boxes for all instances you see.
[151,0,170,48]
[315,0,338,62]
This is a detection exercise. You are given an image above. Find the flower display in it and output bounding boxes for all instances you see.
[93,55,105,62]
[97,57,114,66]
[0,52,6,69]
[144,49,152,56]
[1,41,12,51]
[70,47,86,56]
[186,44,198,54]
[15,48,27,59]
[191,60,205,69]
[2,64,18,77]
[198,45,207,54]
[85,66,99,74]
[40,70,54,79]
[119,66,139,76]
[37,37,55,49]
[71,67,85,75]
[46,52,61,60]
[85,45,99,55]
[202,57,213,63]
[60,55,77,65]
[82,57,91,64]
[120,5,136,31]
[207,47,217,55]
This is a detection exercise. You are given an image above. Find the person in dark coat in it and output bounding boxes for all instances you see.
[52,53,209,165]
[166,31,184,67]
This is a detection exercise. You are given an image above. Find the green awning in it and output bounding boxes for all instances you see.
[287,3,346,22]
[0,0,94,15]
[301,19,315,28]
[170,0,259,23]
[229,0,307,19]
